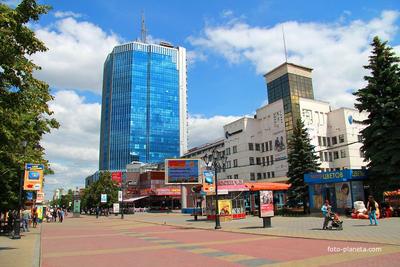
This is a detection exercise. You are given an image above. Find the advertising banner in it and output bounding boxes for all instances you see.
[118,191,123,202]
[36,192,44,203]
[111,172,122,186]
[73,200,81,213]
[165,159,200,184]
[101,194,107,203]
[335,182,352,209]
[23,163,44,191]
[37,205,43,220]
[218,199,233,221]
[259,190,274,217]
[113,203,120,213]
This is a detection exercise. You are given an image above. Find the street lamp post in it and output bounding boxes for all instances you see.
[202,148,227,230]
[120,185,124,220]
[13,141,27,239]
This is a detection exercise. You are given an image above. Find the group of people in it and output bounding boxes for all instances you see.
[5,206,39,233]
[321,195,379,229]
[45,207,66,223]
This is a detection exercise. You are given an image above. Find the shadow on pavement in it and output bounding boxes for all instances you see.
[240,226,266,229]
[352,224,372,227]
[0,247,16,250]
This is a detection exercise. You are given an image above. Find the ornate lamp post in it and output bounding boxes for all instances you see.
[202,148,227,230]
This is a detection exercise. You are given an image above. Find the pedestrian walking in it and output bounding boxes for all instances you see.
[52,208,57,222]
[321,200,331,230]
[96,206,100,219]
[59,209,64,223]
[22,207,31,232]
[367,195,379,226]
[32,207,38,228]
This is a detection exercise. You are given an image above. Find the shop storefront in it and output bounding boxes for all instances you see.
[305,169,367,213]
[205,179,248,220]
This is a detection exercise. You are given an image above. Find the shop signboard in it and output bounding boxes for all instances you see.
[165,159,200,184]
[304,169,367,184]
[23,163,44,191]
[218,199,233,221]
[259,190,274,217]
[218,179,244,186]
[155,188,181,196]
[36,192,44,203]
[113,203,120,214]
[73,200,81,213]
[203,170,214,184]
[101,194,107,203]
[118,191,123,202]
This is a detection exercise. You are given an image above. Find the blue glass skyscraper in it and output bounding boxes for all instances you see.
[99,41,187,170]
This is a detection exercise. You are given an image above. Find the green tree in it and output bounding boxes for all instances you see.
[353,36,400,198]
[0,0,59,210]
[287,119,320,214]
[81,172,118,210]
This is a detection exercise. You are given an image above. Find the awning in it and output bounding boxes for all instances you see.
[245,182,290,191]
[123,196,149,203]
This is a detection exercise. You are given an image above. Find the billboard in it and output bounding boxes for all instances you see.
[112,172,122,186]
[259,190,274,217]
[218,199,233,221]
[23,164,44,191]
[101,194,107,203]
[165,159,200,184]
[113,203,120,213]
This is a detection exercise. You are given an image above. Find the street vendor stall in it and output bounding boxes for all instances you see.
[206,179,248,220]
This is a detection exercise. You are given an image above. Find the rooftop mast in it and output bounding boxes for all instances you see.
[141,11,147,43]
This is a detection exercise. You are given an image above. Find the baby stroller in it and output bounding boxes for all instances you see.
[327,212,343,230]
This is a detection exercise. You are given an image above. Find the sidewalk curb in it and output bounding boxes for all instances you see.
[130,218,400,247]
[33,223,42,267]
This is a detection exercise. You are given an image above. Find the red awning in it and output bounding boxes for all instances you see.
[245,182,290,191]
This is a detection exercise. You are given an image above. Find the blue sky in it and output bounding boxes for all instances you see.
[6,0,399,198]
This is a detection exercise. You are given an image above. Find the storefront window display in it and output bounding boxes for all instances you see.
[335,182,352,209]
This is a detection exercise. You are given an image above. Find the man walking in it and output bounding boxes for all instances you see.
[321,200,331,230]
[22,207,31,232]
[367,195,379,226]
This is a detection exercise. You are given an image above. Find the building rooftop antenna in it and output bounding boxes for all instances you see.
[282,24,288,63]
[141,11,147,43]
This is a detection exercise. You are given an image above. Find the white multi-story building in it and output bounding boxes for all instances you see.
[185,62,368,183]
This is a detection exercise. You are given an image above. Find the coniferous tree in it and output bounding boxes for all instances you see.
[287,119,320,214]
[353,36,400,198]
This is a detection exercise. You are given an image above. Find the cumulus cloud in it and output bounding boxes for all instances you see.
[188,114,242,148]
[188,10,400,108]
[31,17,121,93]
[42,90,100,197]
[54,11,83,19]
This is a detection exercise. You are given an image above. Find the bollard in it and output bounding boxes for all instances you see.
[263,217,271,228]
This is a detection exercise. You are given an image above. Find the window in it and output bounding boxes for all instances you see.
[226,147,231,155]
[263,173,266,179]
[333,151,339,160]
[265,142,269,151]
[234,174,239,179]
[266,157,270,166]
[328,152,333,162]
[233,145,237,153]
[261,143,265,152]
[227,175,232,179]
[267,172,271,178]
[255,143,260,151]
[322,137,327,146]
[327,137,331,147]
[340,149,346,158]
[248,143,254,150]
[249,157,255,165]
[233,159,238,167]
[358,135,363,142]
[257,173,262,180]
[319,152,323,161]
[270,155,274,165]
[256,157,261,165]
[250,173,255,181]
[324,152,328,162]
[262,157,265,166]
[226,161,231,168]
[318,136,322,146]
[269,141,272,151]
[271,171,275,178]
[339,134,345,143]
[332,136,338,145]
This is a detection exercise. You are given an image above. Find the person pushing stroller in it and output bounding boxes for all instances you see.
[321,200,343,230]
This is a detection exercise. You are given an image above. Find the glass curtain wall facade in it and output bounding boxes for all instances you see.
[265,63,314,135]
[100,42,187,170]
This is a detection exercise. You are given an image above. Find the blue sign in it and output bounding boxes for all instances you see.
[28,171,40,180]
[26,192,33,201]
[304,169,366,184]
[203,170,214,184]
[348,115,353,125]
[101,194,107,203]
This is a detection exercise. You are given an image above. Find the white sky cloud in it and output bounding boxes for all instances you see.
[188,10,400,108]
[42,90,100,198]
[54,11,83,19]
[31,16,121,93]
[188,114,242,148]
